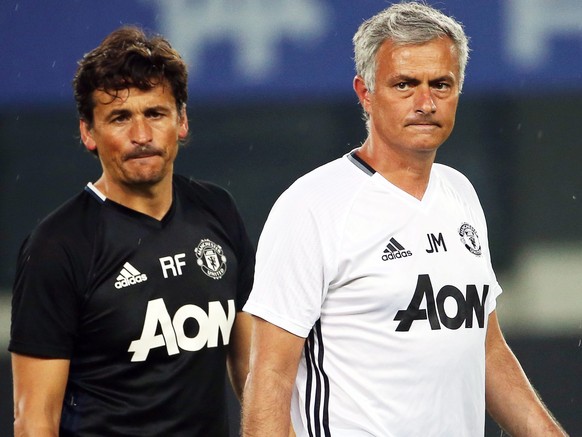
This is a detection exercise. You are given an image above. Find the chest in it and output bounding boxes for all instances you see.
[326,184,494,333]
[76,206,240,360]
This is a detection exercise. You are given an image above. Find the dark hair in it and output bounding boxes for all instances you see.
[73,26,188,126]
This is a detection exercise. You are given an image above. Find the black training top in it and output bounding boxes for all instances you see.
[10,174,255,436]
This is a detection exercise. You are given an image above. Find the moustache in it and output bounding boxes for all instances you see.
[123,145,163,160]
[405,117,440,127]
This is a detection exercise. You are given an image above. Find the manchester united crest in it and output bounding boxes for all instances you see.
[195,239,227,279]
[458,222,482,256]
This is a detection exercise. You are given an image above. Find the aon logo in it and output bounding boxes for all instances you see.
[394,274,489,332]
[128,298,235,362]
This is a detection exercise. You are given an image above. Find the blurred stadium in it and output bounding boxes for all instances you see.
[1,1,580,435]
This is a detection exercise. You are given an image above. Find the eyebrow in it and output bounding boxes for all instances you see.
[390,73,456,84]
[143,105,171,114]
[103,105,171,122]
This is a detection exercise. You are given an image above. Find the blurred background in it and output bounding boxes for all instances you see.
[1,0,580,435]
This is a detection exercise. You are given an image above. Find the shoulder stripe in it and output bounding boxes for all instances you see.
[347,150,375,176]
[304,319,331,437]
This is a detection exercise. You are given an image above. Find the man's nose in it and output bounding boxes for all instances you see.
[130,117,153,145]
[415,86,437,114]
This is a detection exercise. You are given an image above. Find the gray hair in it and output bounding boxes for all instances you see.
[353,1,470,93]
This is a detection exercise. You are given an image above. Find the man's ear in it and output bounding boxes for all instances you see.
[79,120,97,152]
[353,75,372,115]
[178,106,189,140]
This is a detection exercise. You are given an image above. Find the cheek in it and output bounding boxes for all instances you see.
[442,99,458,120]
[377,102,407,127]
[95,136,125,160]
[442,105,457,130]
[166,136,180,159]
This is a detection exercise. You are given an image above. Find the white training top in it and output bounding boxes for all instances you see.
[244,151,502,437]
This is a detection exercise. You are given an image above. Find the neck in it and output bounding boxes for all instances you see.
[93,176,173,220]
[357,138,435,200]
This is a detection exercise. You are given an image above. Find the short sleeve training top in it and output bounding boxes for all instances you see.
[244,151,502,437]
[10,174,255,437]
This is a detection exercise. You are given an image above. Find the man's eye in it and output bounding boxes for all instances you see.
[396,82,409,90]
[146,111,164,119]
[112,115,129,123]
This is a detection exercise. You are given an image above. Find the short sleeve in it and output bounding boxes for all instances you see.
[244,188,334,338]
[9,231,82,358]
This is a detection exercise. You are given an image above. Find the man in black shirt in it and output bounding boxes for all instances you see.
[10,26,255,436]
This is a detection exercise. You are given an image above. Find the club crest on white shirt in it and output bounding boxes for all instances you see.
[195,239,227,279]
[458,223,482,256]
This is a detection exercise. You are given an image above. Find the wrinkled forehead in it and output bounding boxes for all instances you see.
[92,82,175,107]
[377,37,460,78]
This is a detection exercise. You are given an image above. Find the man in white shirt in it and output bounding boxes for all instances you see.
[241,2,567,436]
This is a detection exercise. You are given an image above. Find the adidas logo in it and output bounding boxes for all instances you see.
[382,237,413,261]
[115,262,148,289]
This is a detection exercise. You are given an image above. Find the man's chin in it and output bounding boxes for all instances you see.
[409,135,448,153]
[123,171,167,187]
[121,162,169,184]
[409,142,442,154]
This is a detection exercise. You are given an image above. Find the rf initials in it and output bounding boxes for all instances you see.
[160,253,186,278]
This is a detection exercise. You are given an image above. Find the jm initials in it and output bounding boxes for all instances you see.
[426,232,447,253]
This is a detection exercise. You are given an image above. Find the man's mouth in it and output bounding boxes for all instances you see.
[124,146,162,161]
[406,121,441,129]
